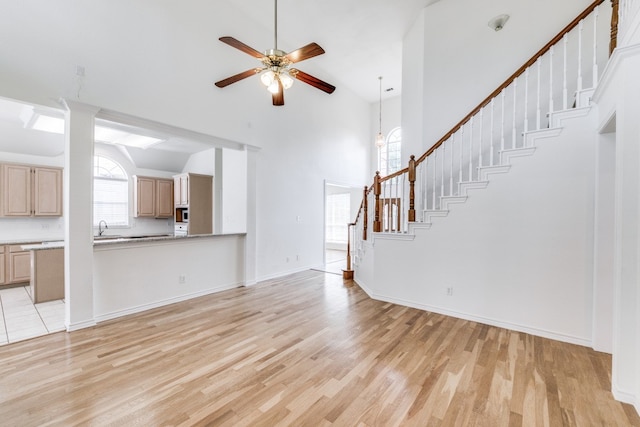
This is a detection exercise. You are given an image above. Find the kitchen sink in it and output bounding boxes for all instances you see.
[94,234,173,241]
[93,235,123,240]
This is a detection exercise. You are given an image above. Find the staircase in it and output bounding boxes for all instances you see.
[347,0,620,346]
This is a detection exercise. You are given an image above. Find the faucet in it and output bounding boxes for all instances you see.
[98,220,108,236]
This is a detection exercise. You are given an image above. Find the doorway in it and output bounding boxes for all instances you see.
[320,182,361,274]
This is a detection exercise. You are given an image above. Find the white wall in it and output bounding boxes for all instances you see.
[182,148,215,176]
[593,39,640,413]
[357,110,598,346]
[371,95,402,174]
[403,0,596,157]
[220,147,247,234]
[0,1,372,283]
[93,235,244,320]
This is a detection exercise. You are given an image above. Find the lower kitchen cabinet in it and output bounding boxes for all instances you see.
[0,246,5,284]
[0,244,34,286]
[30,248,64,303]
[8,245,31,283]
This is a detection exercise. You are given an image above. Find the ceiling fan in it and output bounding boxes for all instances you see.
[214,0,336,106]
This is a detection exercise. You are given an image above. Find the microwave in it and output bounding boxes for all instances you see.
[177,209,188,222]
[182,210,189,222]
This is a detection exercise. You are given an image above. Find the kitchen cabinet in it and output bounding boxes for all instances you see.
[0,246,5,285]
[156,179,174,218]
[8,245,31,284]
[133,176,174,219]
[174,174,189,207]
[173,173,212,235]
[30,248,64,303]
[1,163,63,217]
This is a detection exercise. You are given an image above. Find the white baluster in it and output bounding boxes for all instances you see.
[440,145,444,208]
[449,136,454,196]
[420,163,425,217]
[549,45,554,115]
[468,116,474,181]
[500,88,506,154]
[563,34,568,110]
[490,98,495,166]
[578,19,584,93]
[432,151,436,210]
[593,6,599,87]
[512,78,517,149]
[524,67,529,146]
[479,108,484,167]
[459,126,464,186]
[536,57,541,130]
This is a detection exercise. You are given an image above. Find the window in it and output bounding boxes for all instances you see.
[379,127,402,176]
[93,155,129,227]
[325,193,350,244]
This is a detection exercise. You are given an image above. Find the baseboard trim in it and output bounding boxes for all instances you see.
[65,319,97,332]
[612,386,640,415]
[94,282,242,323]
[357,287,592,347]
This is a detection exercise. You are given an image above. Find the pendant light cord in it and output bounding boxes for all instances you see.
[378,76,383,134]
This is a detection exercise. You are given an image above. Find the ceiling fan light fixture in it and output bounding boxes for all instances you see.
[267,78,281,94]
[280,72,294,90]
[261,70,276,86]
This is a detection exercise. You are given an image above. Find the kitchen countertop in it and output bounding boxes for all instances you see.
[21,233,246,251]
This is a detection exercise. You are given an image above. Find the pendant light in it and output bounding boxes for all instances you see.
[375,76,385,148]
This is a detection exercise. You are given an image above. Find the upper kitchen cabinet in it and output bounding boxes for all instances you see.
[133,176,173,218]
[174,173,189,207]
[156,179,174,218]
[173,172,212,235]
[1,163,63,217]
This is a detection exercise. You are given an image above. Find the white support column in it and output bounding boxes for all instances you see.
[62,100,100,331]
[244,146,259,286]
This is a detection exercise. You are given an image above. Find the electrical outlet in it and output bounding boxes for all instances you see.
[286,257,290,263]
[446,287,454,296]
[296,254,299,261]
[179,274,186,284]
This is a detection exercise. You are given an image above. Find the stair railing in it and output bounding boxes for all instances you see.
[347,0,617,272]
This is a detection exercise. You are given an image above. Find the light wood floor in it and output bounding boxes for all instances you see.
[0,270,638,426]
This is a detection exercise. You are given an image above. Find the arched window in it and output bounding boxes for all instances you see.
[93,155,129,227]
[379,127,402,176]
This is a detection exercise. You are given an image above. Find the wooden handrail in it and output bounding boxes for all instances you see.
[347,0,612,247]
[415,0,605,166]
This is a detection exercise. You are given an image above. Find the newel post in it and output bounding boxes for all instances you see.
[610,0,619,54]
[408,155,416,222]
[362,186,368,240]
[373,172,382,233]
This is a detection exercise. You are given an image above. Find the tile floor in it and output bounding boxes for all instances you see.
[313,249,348,275]
[0,285,65,346]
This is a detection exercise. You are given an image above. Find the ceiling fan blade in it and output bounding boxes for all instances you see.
[291,69,336,94]
[219,36,265,59]
[272,79,284,106]
[284,43,325,63]
[214,68,262,88]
